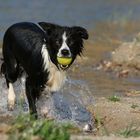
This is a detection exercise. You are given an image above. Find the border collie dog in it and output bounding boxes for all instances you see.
[1,22,88,118]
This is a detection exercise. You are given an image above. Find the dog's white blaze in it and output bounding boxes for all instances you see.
[57,32,71,57]
[41,44,50,71]
[63,32,67,41]
[8,83,16,108]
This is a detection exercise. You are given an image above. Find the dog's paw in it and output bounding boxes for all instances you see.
[7,100,15,111]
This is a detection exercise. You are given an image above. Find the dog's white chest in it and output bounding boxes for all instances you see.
[47,65,66,92]
[41,45,66,92]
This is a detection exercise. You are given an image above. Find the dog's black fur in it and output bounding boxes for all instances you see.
[1,22,88,118]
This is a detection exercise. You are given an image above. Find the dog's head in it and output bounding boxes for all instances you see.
[38,22,88,70]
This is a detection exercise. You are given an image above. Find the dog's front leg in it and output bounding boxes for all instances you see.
[25,78,38,119]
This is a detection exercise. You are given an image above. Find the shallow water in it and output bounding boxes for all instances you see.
[1,0,140,40]
[0,75,94,128]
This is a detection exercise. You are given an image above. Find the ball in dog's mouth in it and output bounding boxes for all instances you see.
[57,57,72,69]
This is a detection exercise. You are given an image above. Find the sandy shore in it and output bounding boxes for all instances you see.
[0,96,140,140]
[71,135,140,140]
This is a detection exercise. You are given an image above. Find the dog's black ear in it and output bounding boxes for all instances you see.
[72,26,89,40]
[38,22,60,35]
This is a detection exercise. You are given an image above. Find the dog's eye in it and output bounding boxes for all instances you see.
[56,40,60,45]
[69,41,74,46]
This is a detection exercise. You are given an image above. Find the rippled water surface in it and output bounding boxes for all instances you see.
[1,0,140,39]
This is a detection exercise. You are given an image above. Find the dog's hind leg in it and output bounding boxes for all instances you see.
[6,80,16,111]
[5,62,20,111]
[4,61,18,111]
[2,47,19,111]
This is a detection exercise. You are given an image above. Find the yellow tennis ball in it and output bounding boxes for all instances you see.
[57,57,72,65]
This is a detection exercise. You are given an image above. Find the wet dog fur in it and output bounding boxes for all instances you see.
[1,22,88,118]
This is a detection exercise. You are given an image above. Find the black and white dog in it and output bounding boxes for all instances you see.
[1,22,88,118]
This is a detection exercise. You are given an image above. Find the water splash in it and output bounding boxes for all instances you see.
[0,75,94,129]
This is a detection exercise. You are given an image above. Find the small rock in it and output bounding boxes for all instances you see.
[83,123,93,132]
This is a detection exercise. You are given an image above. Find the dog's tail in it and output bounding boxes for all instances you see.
[0,58,6,76]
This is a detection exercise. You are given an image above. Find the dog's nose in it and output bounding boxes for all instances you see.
[61,49,70,56]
